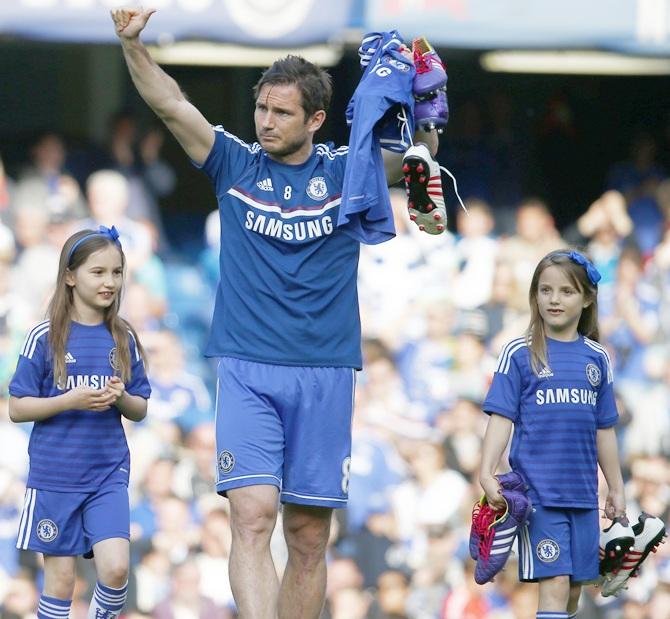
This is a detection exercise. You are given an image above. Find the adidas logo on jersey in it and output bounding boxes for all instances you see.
[65,352,77,364]
[257,178,273,191]
[538,366,553,378]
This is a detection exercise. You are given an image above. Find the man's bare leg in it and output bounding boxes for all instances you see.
[279,504,332,619]
[228,485,280,619]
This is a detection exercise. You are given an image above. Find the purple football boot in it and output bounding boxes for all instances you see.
[414,89,449,132]
[412,37,447,96]
[474,487,532,585]
[412,37,449,132]
[470,472,528,560]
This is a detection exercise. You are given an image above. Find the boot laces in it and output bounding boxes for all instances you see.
[414,51,432,74]
[473,502,502,562]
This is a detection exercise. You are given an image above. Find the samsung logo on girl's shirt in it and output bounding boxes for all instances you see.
[535,388,597,406]
[62,375,112,390]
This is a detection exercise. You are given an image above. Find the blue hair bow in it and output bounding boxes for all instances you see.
[98,225,121,244]
[67,225,122,263]
[559,251,601,286]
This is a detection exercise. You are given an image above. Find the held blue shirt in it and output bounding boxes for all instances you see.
[197,128,362,369]
[483,336,618,508]
[9,321,151,492]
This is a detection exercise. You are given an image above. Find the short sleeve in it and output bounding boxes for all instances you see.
[596,354,618,429]
[9,328,49,397]
[126,333,151,399]
[195,126,258,195]
[483,348,523,422]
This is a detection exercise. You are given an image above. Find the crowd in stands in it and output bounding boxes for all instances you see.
[0,109,669,619]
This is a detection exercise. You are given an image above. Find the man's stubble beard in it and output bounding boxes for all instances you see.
[259,133,310,160]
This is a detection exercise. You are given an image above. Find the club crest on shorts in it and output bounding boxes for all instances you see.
[536,538,560,562]
[586,363,601,387]
[109,347,119,371]
[36,519,58,543]
[306,176,328,201]
[218,450,235,474]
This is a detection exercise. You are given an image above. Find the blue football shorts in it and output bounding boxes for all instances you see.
[16,484,130,556]
[518,504,599,582]
[215,357,356,508]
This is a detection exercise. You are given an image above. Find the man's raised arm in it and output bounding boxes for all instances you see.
[111,8,214,165]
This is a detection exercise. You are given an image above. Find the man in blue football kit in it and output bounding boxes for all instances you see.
[112,7,439,619]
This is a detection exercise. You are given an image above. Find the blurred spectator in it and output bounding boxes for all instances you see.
[152,556,230,619]
[369,569,412,619]
[173,422,218,501]
[440,560,491,618]
[198,210,220,288]
[391,440,469,567]
[122,281,164,333]
[0,155,14,225]
[599,245,659,405]
[193,507,234,611]
[497,197,566,312]
[11,204,59,313]
[130,457,180,544]
[576,189,633,288]
[13,132,86,226]
[649,224,670,338]
[0,223,14,265]
[0,572,38,619]
[0,262,32,388]
[337,504,398,589]
[82,169,168,319]
[625,456,670,523]
[607,130,667,202]
[436,398,487,480]
[323,557,365,619]
[133,549,171,615]
[358,189,457,347]
[347,405,406,532]
[452,199,499,310]
[396,299,458,422]
[607,131,667,257]
[150,495,200,564]
[449,316,494,404]
[91,110,175,251]
[142,329,212,434]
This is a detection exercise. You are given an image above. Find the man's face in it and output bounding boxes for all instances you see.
[254,82,321,163]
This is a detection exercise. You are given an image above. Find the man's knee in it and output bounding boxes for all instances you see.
[283,505,332,562]
[229,486,279,543]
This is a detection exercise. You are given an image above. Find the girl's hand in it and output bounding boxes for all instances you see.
[66,386,116,412]
[480,475,506,511]
[105,376,127,405]
[604,489,626,520]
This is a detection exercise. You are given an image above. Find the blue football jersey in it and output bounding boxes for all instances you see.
[483,336,618,508]
[9,321,151,492]
[197,128,362,368]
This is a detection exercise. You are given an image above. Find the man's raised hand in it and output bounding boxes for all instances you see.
[110,7,156,39]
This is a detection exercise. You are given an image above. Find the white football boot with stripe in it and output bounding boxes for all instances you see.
[402,143,447,235]
[599,515,635,577]
[600,512,666,597]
